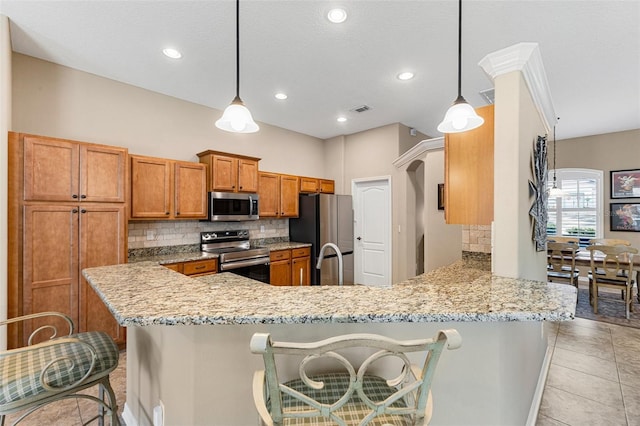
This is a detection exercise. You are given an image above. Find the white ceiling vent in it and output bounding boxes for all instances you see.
[350,105,371,113]
[479,88,495,105]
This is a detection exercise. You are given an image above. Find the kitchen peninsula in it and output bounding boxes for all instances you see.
[83,259,576,425]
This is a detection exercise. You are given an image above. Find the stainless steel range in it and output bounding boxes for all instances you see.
[200,230,270,283]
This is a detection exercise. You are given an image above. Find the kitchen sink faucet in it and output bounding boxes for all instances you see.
[316,243,344,286]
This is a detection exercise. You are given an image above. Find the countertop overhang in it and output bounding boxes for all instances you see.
[82,259,576,326]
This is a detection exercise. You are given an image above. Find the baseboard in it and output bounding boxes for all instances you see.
[526,343,554,425]
[122,403,138,426]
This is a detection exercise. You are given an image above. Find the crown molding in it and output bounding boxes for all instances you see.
[478,42,558,132]
[393,137,444,169]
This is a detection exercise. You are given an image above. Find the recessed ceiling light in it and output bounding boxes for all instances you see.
[337,116,347,123]
[275,93,288,100]
[327,8,347,24]
[162,48,182,59]
[397,72,414,81]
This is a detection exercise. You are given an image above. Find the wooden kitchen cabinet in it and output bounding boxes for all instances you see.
[269,250,291,286]
[22,203,127,347]
[197,150,260,193]
[258,172,299,218]
[291,247,311,286]
[130,155,207,220]
[8,132,128,349]
[444,105,494,225]
[163,259,218,277]
[23,134,126,203]
[299,177,335,194]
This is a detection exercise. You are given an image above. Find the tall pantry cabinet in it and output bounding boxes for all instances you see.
[8,133,127,349]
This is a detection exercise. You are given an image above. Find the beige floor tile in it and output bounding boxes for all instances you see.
[611,326,640,351]
[622,383,640,426]
[539,386,627,426]
[565,317,612,333]
[555,333,615,360]
[551,347,619,382]
[546,364,623,409]
[536,413,571,425]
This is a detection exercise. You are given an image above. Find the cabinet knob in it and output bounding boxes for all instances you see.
[165,212,170,215]
[239,186,243,189]
[72,208,78,213]
[176,212,180,215]
[72,194,78,199]
[80,195,87,199]
[81,209,87,214]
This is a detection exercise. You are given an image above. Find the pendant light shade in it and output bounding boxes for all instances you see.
[216,0,259,134]
[437,0,483,134]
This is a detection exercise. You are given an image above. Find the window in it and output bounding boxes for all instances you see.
[547,168,603,243]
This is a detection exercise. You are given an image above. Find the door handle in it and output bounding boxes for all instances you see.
[357,237,362,241]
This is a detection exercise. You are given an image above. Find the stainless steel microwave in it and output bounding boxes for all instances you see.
[208,192,259,221]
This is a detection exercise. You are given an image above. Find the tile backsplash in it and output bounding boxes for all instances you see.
[462,224,492,254]
[127,219,289,249]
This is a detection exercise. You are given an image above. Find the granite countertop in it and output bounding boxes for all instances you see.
[257,241,312,251]
[82,260,576,326]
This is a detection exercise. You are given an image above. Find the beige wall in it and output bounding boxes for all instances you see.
[555,129,640,248]
[0,16,12,349]
[493,71,547,281]
[11,54,325,176]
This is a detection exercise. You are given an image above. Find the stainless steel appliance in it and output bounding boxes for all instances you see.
[200,230,270,283]
[289,194,354,285]
[208,192,259,221]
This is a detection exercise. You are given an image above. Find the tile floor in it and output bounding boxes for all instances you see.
[4,319,639,425]
[538,318,640,426]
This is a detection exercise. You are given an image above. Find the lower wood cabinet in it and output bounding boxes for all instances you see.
[163,259,218,277]
[22,203,127,347]
[269,247,311,286]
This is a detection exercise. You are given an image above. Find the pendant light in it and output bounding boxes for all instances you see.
[215,0,259,133]
[437,0,484,134]
[549,121,563,197]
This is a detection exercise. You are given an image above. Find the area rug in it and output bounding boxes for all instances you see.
[575,287,640,329]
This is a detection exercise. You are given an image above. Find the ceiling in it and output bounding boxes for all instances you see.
[1,0,638,141]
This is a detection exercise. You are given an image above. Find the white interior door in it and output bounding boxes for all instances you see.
[353,177,391,286]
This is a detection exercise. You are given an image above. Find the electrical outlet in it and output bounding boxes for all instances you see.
[153,400,164,426]
[260,225,265,233]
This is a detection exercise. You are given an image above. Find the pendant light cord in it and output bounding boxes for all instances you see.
[552,117,560,185]
[457,0,462,98]
[235,0,240,99]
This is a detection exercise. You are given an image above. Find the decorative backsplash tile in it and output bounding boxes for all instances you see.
[127,219,289,250]
[461,224,492,254]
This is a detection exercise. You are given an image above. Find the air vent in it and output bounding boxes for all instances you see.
[479,88,495,105]
[350,105,371,113]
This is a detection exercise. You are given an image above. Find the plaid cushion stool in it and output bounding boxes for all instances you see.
[0,313,120,426]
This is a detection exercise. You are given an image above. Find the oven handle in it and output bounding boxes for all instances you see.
[220,257,270,271]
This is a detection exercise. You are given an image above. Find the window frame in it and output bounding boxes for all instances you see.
[547,168,604,241]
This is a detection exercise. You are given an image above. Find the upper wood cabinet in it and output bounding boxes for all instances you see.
[22,135,126,203]
[130,155,207,220]
[300,177,335,194]
[258,172,299,218]
[444,105,494,225]
[197,150,260,193]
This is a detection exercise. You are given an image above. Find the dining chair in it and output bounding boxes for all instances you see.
[547,236,580,246]
[586,245,638,319]
[0,312,120,425]
[589,238,631,246]
[547,242,580,287]
[250,329,462,426]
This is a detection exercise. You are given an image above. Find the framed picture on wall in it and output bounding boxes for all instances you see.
[611,169,640,199]
[437,183,445,210]
[610,203,640,232]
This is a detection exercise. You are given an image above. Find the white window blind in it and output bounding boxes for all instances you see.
[547,168,603,239]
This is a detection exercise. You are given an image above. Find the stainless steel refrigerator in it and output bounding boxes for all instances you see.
[289,194,354,285]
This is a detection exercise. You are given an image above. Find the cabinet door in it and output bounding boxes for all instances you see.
[24,136,79,201]
[130,156,172,218]
[300,177,319,193]
[23,205,79,345]
[319,179,335,194]
[174,161,207,219]
[258,172,280,217]
[79,204,126,345]
[280,175,300,217]
[211,155,238,192]
[444,105,494,225]
[270,260,291,286]
[291,256,311,286]
[80,144,127,203]
[237,159,259,193]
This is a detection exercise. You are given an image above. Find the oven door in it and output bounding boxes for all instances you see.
[220,257,270,283]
